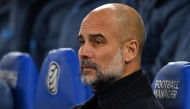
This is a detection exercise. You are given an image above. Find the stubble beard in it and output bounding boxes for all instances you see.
[80,48,124,90]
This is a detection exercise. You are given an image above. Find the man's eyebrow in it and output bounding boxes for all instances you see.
[78,34,106,40]
[89,34,106,40]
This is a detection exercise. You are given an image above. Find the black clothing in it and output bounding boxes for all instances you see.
[72,70,163,109]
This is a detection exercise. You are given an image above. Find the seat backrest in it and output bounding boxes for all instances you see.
[35,48,92,109]
[152,61,190,109]
[0,78,14,109]
[0,52,39,109]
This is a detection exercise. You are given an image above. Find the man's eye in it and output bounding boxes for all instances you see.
[79,41,85,46]
[94,40,101,45]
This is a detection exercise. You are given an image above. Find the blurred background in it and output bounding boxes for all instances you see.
[0,0,190,83]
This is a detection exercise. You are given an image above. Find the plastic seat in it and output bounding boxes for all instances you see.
[0,52,39,109]
[35,48,92,109]
[152,61,190,109]
[0,78,14,109]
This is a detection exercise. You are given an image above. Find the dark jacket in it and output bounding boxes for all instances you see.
[72,70,163,109]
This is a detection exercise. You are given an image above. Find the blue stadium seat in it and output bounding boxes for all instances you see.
[0,52,39,109]
[152,61,190,109]
[35,48,93,109]
[0,78,14,109]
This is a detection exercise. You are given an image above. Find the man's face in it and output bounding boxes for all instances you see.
[78,10,125,90]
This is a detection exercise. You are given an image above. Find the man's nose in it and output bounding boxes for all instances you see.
[78,43,93,59]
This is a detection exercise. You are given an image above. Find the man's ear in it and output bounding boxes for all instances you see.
[122,40,138,63]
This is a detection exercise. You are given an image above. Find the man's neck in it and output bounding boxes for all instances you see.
[93,69,142,103]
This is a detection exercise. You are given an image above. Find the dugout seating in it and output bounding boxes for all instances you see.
[34,48,93,109]
[0,52,39,109]
[0,78,14,109]
[152,61,190,109]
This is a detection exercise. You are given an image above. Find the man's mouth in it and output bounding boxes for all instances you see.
[80,59,97,72]
[82,66,95,71]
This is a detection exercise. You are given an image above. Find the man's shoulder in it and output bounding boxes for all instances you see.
[71,95,98,109]
[123,95,164,109]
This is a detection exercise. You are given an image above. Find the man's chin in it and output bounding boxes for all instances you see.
[81,75,96,85]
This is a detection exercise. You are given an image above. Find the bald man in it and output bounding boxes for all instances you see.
[73,3,163,109]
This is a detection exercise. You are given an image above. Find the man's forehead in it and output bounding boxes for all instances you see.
[81,18,114,29]
[81,13,116,30]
